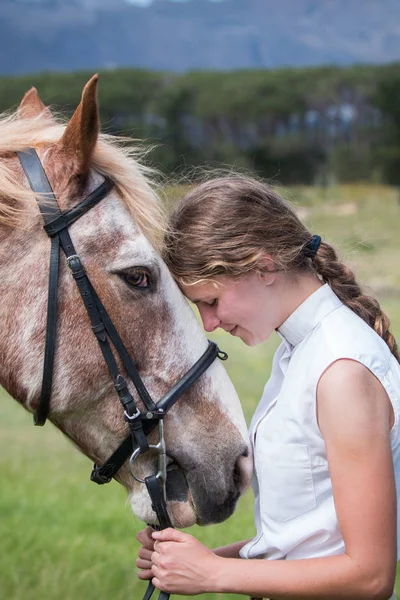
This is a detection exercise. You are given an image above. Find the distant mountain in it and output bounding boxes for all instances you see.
[2,0,400,75]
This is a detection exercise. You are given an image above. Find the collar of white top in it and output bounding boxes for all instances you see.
[277,283,343,347]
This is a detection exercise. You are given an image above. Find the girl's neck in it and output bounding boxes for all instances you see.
[275,272,324,330]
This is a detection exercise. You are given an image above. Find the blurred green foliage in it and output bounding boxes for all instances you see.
[1,63,400,183]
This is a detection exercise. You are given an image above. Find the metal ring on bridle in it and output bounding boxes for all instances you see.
[129,419,167,485]
[129,446,161,483]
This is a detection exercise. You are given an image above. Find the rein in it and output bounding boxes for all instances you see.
[17,148,227,600]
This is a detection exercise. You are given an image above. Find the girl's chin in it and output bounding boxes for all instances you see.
[244,337,258,347]
[242,330,269,347]
[236,329,254,345]
[230,326,264,346]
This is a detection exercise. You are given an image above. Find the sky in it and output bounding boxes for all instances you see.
[126,0,223,5]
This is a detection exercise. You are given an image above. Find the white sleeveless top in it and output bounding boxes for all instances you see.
[240,284,400,563]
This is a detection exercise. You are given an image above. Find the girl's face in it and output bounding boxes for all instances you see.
[181,272,278,346]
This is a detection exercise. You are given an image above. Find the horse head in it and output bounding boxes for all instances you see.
[0,76,252,528]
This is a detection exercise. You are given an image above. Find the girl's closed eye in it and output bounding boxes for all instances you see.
[195,298,218,308]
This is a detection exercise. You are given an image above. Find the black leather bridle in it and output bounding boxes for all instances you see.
[17,148,227,600]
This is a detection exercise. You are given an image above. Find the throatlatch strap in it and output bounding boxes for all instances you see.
[17,148,116,426]
[34,234,60,425]
[18,149,61,426]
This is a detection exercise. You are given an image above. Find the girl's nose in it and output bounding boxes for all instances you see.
[198,307,220,332]
[203,315,220,332]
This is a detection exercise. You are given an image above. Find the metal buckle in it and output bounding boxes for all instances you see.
[66,254,80,267]
[124,407,141,421]
[66,254,84,276]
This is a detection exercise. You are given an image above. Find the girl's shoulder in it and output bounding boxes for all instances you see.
[310,303,394,377]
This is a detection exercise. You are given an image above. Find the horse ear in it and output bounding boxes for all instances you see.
[18,87,53,121]
[57,74,100,176]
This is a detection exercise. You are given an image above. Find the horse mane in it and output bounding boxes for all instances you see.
[0,109,165,246]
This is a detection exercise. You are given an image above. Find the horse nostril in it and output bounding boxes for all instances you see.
[234,447,253,494]
[234,448,249,485]
[233,461,241,488]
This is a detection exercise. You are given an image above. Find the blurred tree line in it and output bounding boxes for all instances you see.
[1,63,400,185]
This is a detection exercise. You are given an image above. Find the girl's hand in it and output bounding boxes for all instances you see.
[136,526,156,580]
[151,528,221,595]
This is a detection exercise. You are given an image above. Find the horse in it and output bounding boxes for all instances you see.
[0,75,252,531]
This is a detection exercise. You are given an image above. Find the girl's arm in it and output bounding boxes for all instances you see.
[151,359,397,599]
[213,538,252,558]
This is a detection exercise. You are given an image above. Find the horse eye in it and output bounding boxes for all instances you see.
[122,269,152,290]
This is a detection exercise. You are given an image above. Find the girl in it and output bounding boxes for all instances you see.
[136,176,400,599]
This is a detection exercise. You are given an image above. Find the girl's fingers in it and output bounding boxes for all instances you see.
[137,568,153,580]
[136,526,157,582]
[152,527,187,542]
[136,526,155,548]
[138,547,153,560]
[136,557,153,570]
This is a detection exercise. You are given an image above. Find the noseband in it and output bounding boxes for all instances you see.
[18,148,227,600]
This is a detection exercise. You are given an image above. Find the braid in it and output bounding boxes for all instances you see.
[313,241,399,363]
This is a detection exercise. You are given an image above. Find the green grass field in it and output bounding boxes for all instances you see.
[1,184,400,600]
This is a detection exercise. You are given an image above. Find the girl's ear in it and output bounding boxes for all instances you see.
[259,254,276,285]
[260,269,276,286]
